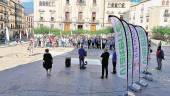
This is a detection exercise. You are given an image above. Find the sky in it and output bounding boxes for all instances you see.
[20,0,33,15]
[20,0,33,3]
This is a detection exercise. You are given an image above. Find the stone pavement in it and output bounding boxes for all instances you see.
[0,43,74,71]
[0,45,170,96]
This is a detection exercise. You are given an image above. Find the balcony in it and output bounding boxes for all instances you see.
[39,18,44,21]
[140,14,143,18]
[89,20,99,24]
[63,19,71,23]
[146,13,149,17]
[77,19,84,23]
[50,17,55,22]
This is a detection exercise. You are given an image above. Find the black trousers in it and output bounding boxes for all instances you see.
[79,57,85,68]
[102,64,108,77]
[112,61,116,73]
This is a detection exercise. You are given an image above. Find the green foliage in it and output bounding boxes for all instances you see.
[34,26,113,36]
[34,26,49,34]
[34,26,61,36]
[152,26,170,41]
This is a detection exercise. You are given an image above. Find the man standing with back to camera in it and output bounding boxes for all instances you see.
[100,48,110,79]
[78,45,87,69]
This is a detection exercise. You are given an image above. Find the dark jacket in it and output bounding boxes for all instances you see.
[43,53,53,65]
[101,52,110,65]
[78,48,86,58]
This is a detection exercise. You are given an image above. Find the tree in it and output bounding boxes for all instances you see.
[152,26,170,41]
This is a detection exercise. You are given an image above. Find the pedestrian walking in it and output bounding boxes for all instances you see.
[78,45,87,69]
[43,49,53,76]
[112,48,117,74]
[28,37,34,56]
[100,48,110,79]
[156,46,164,70]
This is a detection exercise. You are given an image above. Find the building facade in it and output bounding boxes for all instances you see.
[0,0,25,41]
[25,14,34,37]
[34,0,131,32]
[0,0,8,37]
[128,0,170,35]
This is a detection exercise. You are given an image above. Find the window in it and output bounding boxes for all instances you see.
[78,25,83,29]
[164,9,169,17]
[122,3,125,8]
[140,19,143,23]
[92,12,96,21]
[78,12,83,21]
[65,12,70,21]
[1,23,3,29]
[162,0,165,5]
[77,0,85,4]
[146,17,149,22]
[115,3,117,8]
[66,0,69,4]
[111,3,114,7]
[40,17,43,21]
[39,1,42,6]
[49,2,51,6]
[107,3,112,8]
[93,0,96,5]
[164,17,168,22]
[51,17,54,21]
[42,1,45,6]
[166,0,169,5]
[120,15,123,20]
[45,1,48,6]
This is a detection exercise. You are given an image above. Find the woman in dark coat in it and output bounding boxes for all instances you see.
[43,49,53,76]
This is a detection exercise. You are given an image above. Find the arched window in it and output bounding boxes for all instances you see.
[122,3,125,8]
[166,0,169,5]
[1,23,3,29]
[46,1,48,6]
[39,1,42,6]
[42,1,45,6]
[162,0,165,5]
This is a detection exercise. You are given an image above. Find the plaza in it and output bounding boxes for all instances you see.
[0,42,170,96]
[0,0,170,96]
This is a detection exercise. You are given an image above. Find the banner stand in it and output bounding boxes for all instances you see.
[123,91,136,96]
[134,26,149,87]
[142,52,153,81]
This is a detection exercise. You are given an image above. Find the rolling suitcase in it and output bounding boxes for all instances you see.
[65,57,71,67]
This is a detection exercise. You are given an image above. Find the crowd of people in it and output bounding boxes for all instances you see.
[28,34,115,50]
